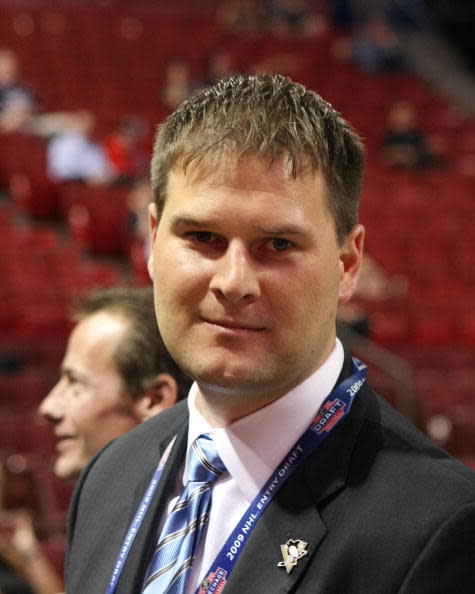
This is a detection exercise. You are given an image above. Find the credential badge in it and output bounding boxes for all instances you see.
[277,539,309,573]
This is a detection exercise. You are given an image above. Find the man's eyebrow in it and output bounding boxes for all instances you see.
[256,225,309,237]
[61,366,87,383]
[169,215,211,229]
[60,367,75,380]
[170,215,310,237]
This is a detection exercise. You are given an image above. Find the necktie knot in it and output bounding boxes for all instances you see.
[188,434,226,484]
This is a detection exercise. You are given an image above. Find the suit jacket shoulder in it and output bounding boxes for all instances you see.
[223,375,475,594]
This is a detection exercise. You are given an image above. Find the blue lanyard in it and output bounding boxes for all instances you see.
[106,358,367,594]
[106,436,176,594]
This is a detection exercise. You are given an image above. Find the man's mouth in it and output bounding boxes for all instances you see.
[55,435,76,449]
[203,317,266,332]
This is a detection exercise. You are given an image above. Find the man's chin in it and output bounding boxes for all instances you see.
[54,457,81,483]
[194,368,280,399]
[193,367,255,391]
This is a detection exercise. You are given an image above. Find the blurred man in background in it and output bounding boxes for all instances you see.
[1,286,191,593]
[39,285,191,483]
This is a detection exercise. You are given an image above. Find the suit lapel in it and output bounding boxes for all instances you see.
[223,461,328,594]
[116,420,188,593]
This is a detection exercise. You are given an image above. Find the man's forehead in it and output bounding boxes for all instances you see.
[170,151,322,191]
[67,312,127,361]
[161,156,336,241]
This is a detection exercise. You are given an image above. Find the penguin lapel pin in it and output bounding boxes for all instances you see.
[277,539,309,573]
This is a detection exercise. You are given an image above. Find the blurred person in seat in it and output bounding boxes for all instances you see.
[337,253,408,336]
[0,462,63,594]
[264,0,327,38]
[381,99,441,169]
[127,178,154,284]
[160,58,195,112]
[39,286,191,483]
[103,116,149,186]
[0,48,38,133]
[351,13,408,73]
[46,110,113,185]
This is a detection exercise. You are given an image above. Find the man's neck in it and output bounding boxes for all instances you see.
[193,342,340,428]
[194,388,287,428]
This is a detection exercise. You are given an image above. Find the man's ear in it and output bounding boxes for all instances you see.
[147,202,159,281]
[338,224,365,305]
[132,373,179,422]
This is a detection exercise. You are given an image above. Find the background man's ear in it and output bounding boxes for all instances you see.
[132,373,179,422]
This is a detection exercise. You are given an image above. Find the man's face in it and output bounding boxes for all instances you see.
[39,312,139,481]
[148,155,363,421]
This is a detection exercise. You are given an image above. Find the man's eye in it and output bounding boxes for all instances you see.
[269,238,293,252]
[189,231,213,243]
[187,232,227,251]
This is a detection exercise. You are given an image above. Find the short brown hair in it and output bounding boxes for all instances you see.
[151,74,365,243]
[74,286,191,400]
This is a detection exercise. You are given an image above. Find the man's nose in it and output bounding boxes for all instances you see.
[38,381,66,422]
[209,241,261,305]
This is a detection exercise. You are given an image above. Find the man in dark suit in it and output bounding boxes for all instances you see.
[66,74,475,594]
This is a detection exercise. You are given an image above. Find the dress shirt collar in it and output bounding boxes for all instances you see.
[185,339,344,502]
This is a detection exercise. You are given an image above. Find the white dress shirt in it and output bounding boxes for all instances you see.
[165,339,344,594]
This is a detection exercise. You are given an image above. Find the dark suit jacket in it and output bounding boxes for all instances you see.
[66,354,475,593]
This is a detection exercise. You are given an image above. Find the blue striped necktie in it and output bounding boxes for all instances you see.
[142,434,226,594]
